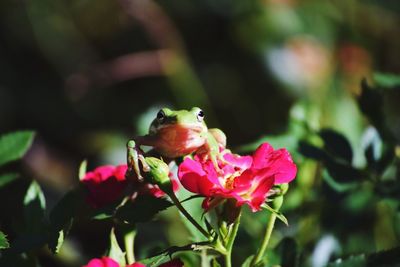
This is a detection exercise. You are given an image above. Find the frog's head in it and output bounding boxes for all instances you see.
[149,107,207,135]
[148,107,208,158]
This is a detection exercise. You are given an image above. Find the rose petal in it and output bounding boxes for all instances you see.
[232,169,254,191]
[252,143,274,169]
[270,149,297,184]
[178,158,216,196]
[223,153,252,170]
[114,165,128,181]
[82,165,128,208]
[83,257,120,267]
[248,175,275,211]
[252,143,297,184]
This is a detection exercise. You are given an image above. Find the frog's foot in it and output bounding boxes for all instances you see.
[217,151,231,165]
[138,154,151,173]
[126,140,147,181]
[209,154,224,175]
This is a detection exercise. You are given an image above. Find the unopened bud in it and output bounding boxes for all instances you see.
[277,183,289,195]
[272,195,284,210]
[144,157,173,194]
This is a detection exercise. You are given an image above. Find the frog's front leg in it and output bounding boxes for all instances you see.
[126,140,150,181]
[208,128,226,148]
[204,131,227,173]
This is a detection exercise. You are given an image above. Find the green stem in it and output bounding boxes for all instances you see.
[224,251,232,267]
[169,192,210,239]
[250,213,277,266]
[224,212,241,267]
[123,226,137,264]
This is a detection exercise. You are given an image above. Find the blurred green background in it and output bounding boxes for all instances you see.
[1,0,400,266]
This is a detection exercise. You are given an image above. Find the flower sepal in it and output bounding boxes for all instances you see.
[221,198,242,225]
[261,197,288,226]
[274,183,289,196]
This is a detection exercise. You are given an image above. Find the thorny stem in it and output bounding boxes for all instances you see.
[169,192,210,239]
[250,213,277,266]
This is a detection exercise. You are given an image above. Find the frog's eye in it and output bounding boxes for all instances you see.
[197,109,205,122]
[157,110,166,123]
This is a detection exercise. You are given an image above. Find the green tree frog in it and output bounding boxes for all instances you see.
[127,107,226,179]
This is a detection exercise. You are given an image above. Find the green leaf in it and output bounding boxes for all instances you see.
[325,159,365,183]
[0,172,19,188]
[0,231,10,249]
[262,204,288,226]
[322,170,358,193]
[0,131,35,166]
[23,180,46,233]
[319,129,353,164]
[298,141,327,161]
[50,189,82,229]
[138,252,169,266]
[299,139,366,187]
[241,255,254,267]
[47,227,66,254]
[358,80,386,137]
[107,228,126,266]
[48,189,84,253]
[8,181,48,254]
[373,72,400,88]
[79,160,87,181]
[91,203,119,220]
[116,195,172,224]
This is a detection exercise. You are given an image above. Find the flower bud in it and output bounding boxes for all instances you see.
[276,183,289,196]
[144,157,173,194]
[272,195,284,210]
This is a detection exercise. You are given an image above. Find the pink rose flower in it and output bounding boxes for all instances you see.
[83,257,183,267]
[178,143,297,212]
[81,165,128,208]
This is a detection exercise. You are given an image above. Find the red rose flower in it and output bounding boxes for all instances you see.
[178,143,297,211]
[81,165,128,208]
[83,257,121,267]
[82,163,180,208]
[83,257,183,267]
